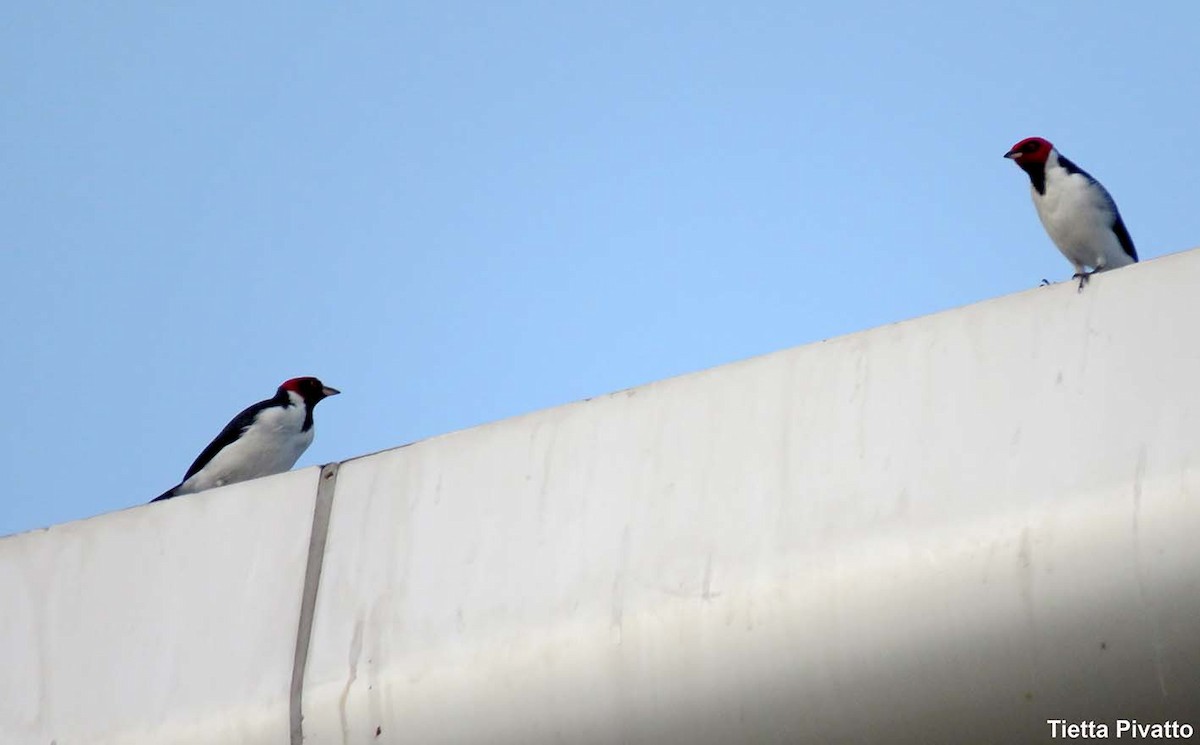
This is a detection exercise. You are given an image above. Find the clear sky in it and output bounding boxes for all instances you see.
[2,2,1197,537]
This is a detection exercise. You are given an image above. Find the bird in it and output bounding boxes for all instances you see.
[151,377,340,502]
[1005,136,1137,291]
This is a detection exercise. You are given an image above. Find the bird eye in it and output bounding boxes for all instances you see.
[1023,141,1039,153]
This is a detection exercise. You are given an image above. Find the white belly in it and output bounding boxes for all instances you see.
[1033,172,1132,272]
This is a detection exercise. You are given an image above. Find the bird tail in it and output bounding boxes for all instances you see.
[150,486,179,503]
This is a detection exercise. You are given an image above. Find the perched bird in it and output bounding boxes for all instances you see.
[152,377,340,502]
[1005,136,1137,290]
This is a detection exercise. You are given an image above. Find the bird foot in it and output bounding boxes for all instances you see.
[1039,278,1051,287]
[1072,271,1093,293]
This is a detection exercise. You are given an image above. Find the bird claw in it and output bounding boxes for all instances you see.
[1072,272,1091,293]
[1039,278,1051,287]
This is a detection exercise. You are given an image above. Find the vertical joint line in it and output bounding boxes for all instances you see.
[290,462,340,745]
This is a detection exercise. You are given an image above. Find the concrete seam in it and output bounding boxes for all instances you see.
[290,462,340,745]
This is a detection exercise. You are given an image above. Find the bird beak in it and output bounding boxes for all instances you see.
[322,386,341,397]
[1004,149,1020,159]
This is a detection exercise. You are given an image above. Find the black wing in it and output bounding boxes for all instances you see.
[150,391,290,503]
[179,395,282,482]
[150,486,178,503]
[1058,154,1137,262]
[1111,213,1138,262]
[1055,153,1090,180]
[150,402,272,503]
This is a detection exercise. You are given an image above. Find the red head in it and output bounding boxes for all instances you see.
[1004,137,1054,164]
[280,376,340,404]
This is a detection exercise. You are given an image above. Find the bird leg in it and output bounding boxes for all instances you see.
[1071,268,1100,292]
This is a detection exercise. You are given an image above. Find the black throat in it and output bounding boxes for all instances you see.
[275,388,316,432]
[1017,159,1047,195]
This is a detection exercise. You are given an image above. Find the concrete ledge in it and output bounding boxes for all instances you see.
[0,469,320,745]
[3,251,1200,743]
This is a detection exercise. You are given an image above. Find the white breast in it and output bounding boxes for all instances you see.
[1031,153,1133,273]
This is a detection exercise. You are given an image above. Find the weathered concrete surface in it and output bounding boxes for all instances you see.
[3,251,1199,744]
[301,252,1200,742]
[0,469,319,745]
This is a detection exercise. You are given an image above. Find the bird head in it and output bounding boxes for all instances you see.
[280,377,340,406]
[1004,136,1054,165]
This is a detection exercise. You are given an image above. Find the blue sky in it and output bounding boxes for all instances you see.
[2,2,1197,536]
